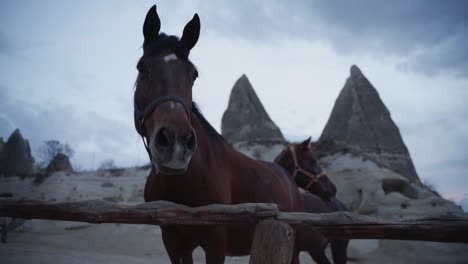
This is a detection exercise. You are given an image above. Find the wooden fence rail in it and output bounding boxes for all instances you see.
[1,199,468,243]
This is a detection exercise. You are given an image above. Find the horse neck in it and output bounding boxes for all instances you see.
[169,112,229,182]
[277,151,295,175]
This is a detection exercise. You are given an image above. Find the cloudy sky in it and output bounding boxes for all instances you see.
[1,1,467,209]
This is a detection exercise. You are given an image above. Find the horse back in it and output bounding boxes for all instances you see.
[226,150,303,212]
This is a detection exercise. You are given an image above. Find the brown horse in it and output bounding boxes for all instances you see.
[134,5,331,264]
[275,138,350,264]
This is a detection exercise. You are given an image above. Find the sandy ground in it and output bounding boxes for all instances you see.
[1,165,467,263]
[2,220,467,264]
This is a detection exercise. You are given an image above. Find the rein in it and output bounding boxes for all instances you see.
[278,145,326,190]
[134,95,191,172]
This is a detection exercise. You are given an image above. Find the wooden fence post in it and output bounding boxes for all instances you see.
[249,219,295,264]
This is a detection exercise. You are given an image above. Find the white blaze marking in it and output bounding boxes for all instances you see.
[164,53,178,63]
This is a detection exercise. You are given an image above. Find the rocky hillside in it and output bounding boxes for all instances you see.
[2,67,466,264]
[228,66,467,263]
[0,130,75,179]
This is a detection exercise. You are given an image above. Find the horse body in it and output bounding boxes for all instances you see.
[136,6,332,263]
[144,114,305,260]
[274,139,350,264]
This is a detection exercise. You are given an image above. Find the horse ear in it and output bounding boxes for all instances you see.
[180,14,200,51]
[300,137,312,149]
[143,5,161,45]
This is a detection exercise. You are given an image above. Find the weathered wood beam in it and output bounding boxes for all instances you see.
[1,199,467,243]
[0,199,279,225]
[278,211,468,243]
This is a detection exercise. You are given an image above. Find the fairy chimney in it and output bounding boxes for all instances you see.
[0,129,34,176]
[319,65,422,185]
[46,153,73,174]
[221,74,285,144]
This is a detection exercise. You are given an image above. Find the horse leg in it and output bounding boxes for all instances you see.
[200,227,226,264]
[204,252,225,264]
[291,251,300,264]
[164,244,195,264]
[306,240,331,264]
[162,226,196,264]
[1,222,7,243]
[181,254,194,264]
[330,240,349,264]
[298,225,331,264]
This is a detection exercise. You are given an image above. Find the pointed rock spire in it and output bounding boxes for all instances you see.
[221,74,285,144]
[46,153,73,174]
[319,65,421,185]
[0,129,34,176]
[350,64,362,77]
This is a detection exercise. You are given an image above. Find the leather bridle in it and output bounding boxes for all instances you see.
[134,95,191,172]
[277,145,326,190]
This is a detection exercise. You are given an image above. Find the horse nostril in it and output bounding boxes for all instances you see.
[185,131,197,152]
[155,128,173,148]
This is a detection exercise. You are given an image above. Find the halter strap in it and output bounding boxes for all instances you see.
[134,95,191,136]
[134,95,191,173]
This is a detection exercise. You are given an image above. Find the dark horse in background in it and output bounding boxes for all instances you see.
[275,138,350,264]
[135,6,338,263]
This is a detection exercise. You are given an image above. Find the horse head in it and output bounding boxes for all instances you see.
[134,5,200,174]
[275,137,337,200]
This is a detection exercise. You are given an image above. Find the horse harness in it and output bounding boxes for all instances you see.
[134,95,191,172]
[279,145,326,190]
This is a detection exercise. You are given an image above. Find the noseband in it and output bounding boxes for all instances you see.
[134,95,191,172]
[278,145,326,190]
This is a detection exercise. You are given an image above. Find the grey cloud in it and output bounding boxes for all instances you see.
[0,31,12,55]
[0,88,147,169]
[399,115,468,198]
[199,0,468,76]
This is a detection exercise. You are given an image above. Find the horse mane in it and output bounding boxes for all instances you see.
[143,33,189,59]
[191,102,225,143]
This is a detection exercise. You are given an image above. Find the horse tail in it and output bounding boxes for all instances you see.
[330,239,349,264]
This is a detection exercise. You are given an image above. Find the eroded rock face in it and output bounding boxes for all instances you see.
[319,65,421,185]
[319,153,462,217]
[233,142,286,162]
[221,74,285,144]
[0,129,34,176]
[46,153,73,174]
[318,151,467,263]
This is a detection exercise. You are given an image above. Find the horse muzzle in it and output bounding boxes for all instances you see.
[149,127,196,174]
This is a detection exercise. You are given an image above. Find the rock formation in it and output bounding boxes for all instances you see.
[46,153,73,174]
[319,153,460,216]
[0,129,34,176]
[221,74,285,144]
[312,66,467,261]
[317,151,466,263]
[318,65,421,185]
[0,137,4,153]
